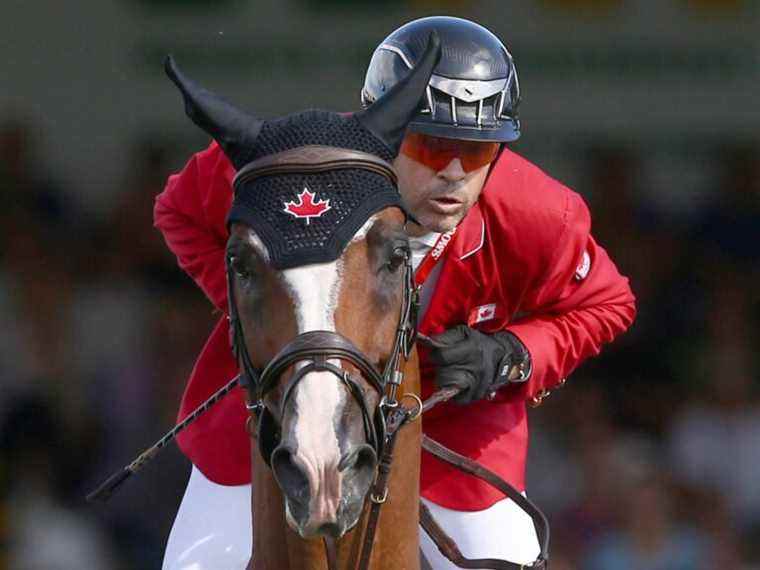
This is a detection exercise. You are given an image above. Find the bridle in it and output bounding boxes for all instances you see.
[227,145,419,468]
[227,145,422,570]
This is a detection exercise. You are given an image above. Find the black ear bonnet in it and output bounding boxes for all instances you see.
[165,33,440,269]
[227,111,403,269]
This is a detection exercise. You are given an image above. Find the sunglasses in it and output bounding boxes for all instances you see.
[400,132,501,173]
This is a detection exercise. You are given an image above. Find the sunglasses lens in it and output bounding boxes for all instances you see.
[461,140,500,171]
[401,132,500,173]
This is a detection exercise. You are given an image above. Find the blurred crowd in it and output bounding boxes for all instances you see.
[527,142,760,569]
[0,118,213,569]
[0,115,757,569]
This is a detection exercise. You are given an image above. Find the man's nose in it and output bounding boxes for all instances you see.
[437,158,467,182]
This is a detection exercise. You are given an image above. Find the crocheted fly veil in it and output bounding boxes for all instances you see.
[227,112,400,268]
[165,33,440,268]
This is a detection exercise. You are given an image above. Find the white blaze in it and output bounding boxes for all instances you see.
[249,218,375,521]
[279,262,343,529]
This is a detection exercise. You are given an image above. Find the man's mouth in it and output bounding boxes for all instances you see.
[428,195,463,214]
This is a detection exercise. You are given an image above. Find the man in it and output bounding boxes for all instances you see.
[155,16,636,569]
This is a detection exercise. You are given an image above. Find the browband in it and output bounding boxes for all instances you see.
[233,145,398,189]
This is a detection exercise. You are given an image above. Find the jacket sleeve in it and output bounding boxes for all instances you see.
[154,142,235,312]
[503,191,636,405]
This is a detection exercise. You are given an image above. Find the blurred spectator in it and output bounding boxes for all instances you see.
[1,395,119,570]
[583,473,712,570]
[109,136,180,287]
[578,144,687,433]
[668,271,760,531]
[0,118,77,246]
[693,143,760,269]
[549,386,623,564]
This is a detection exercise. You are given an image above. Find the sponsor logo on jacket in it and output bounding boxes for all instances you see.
[431,228,457,260]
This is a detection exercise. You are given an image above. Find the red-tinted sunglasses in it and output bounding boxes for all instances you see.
[400,132,501,173]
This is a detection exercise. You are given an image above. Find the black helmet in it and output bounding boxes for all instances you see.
[361,16,521,142]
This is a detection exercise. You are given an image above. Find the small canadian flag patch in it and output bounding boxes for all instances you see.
[283,187,331,224]
[474,303,497,324]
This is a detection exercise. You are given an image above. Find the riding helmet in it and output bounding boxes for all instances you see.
[361,16,521,142]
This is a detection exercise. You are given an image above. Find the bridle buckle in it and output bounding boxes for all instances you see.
[370,488,388,504]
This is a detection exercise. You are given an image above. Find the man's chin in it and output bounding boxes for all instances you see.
[412,211,461,235]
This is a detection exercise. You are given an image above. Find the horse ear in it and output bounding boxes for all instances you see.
[165,56,262,169]
[355,31,441,155]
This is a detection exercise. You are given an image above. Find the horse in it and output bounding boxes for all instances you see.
[164,35,441,570]
[88,31,550,570]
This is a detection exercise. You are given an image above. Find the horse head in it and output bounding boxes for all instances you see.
[166,35,439,540]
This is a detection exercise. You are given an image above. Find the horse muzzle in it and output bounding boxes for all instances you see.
[272,443,377,539]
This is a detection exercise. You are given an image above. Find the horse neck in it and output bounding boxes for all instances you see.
[248,351,421,570]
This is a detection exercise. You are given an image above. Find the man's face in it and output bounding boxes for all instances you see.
[393,133,499,236]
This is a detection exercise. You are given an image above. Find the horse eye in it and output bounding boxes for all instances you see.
[228,256,252,281]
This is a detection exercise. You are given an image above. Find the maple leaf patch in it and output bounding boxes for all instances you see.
[283,187,332,224]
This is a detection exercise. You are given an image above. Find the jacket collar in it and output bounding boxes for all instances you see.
[451,201,485,261]
[417,201,485,334]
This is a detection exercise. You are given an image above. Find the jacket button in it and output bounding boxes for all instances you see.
[529,389,549,408]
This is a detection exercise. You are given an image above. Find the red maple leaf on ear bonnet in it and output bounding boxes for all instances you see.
[283,187,332,224]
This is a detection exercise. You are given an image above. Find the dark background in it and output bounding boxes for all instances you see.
[1,0,758,568]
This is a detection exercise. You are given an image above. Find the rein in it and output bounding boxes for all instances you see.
[87,382,550,569]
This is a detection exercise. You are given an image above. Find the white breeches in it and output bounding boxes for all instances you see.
[163,466,540,570]
[163,467,252,570]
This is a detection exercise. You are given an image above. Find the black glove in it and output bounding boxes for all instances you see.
[427,325,531,405]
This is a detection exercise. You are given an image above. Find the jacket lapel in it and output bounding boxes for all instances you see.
[419,203,487,334]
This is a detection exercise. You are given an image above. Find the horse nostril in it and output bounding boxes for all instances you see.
[271,446,310,508]
[339,444,377,507]
[338,444,377,473]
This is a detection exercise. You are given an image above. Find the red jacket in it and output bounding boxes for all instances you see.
[154,141,636,510]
